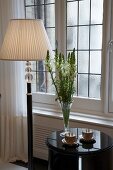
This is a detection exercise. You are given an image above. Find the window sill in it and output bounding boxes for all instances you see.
[33,107,113,129]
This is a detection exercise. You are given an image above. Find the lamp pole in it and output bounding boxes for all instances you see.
[27,82,33,170]
[25,61,33,170]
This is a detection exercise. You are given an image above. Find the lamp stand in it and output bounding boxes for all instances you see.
[27,82,33,170]
[25,61,33,170]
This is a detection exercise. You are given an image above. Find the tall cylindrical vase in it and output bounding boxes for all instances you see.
[59,102,72,137]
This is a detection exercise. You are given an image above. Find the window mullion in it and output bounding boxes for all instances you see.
[55,0,66,55]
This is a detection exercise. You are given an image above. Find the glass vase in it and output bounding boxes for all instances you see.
[59,102,72,137]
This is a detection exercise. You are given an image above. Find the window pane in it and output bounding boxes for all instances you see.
[46,72,55,93]
[90,51,101,74]
[32,72,36,92]
[91,0,104,24]
[78,26,89,49]
[46,28,55,50]
[67,27,77,50]
[74,78,77,96]
[79,0,90,25]
[32,70,54,93]
[78,51,89,73]
[36,0,44,4]
[31,61,36,71]
[67,1,78,26]
[26,7,35,19]
[31,61,46,92]
[45,4,55,27]
[78,74,88,97]
[25,0,34,5]
[90,25,102,49]
[36,5,44,21]
[45,0,55,3]
[89,75,101,98]
[35,0,54,5]
[35,0,55,5]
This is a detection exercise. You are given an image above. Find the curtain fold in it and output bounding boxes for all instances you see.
[0,0,27,162]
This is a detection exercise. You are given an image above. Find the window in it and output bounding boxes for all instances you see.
[25,0,55,93]
[66,0,103,98]
[25,0,113,115]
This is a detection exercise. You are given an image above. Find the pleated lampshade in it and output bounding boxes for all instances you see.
[0,19,52,61]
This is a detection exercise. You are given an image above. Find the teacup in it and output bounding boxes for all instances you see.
[65,132,77,144]
[82,129,93,141]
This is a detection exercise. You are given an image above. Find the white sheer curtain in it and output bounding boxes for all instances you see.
[0,0,27,162]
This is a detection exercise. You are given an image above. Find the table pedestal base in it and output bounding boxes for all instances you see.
[48,150,78,170]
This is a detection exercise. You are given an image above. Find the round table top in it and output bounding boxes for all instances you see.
[46,128,113,156]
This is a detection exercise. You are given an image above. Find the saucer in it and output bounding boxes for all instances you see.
[79,135,96,144]
[62,138,78,146]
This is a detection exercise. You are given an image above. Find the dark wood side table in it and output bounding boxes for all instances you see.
[46,128,113,170]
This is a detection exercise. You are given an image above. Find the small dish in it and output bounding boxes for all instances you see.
[62,138,78,146]
[79,135,96,144]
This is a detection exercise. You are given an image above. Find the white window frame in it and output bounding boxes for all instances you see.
[108,0,113,113]
[32,0,113,117]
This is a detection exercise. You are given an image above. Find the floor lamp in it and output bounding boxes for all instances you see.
[0,19,52,170]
